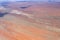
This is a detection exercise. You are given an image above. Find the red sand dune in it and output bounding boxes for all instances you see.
[0,2,60,40]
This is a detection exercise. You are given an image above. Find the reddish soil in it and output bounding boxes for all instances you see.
[0,2,60,40]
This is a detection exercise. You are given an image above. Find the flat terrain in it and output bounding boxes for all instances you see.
[0,2,60,40]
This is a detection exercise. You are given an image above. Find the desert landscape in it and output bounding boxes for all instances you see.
[0,1,60,40]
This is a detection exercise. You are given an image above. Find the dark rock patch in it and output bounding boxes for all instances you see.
[0,12,8,17]
[20,5,31,9]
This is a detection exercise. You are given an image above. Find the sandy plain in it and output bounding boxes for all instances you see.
[0,2,60,40]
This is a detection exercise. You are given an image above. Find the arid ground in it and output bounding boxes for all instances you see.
[0,2,60,40]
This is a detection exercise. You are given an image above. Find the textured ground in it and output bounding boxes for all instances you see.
[0,2,60,40]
